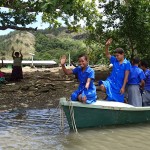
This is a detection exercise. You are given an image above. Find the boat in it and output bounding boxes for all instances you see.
[59,97,150,129]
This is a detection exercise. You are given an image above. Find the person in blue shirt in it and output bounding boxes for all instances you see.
[98,38,131,103]
[127,57,145,107]
[140,60,150,106]
[60,54,97,104]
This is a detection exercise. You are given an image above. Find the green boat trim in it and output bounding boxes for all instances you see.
[59,98,150,129]
[60,97,150,111]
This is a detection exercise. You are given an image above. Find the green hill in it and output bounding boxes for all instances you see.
[0,28,87,63]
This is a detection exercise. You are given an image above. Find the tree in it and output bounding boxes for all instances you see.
[0,0,100,31]
[87,0,150,61]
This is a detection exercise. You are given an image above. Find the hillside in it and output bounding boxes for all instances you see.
[0,31,35,59]
[0,28,87,62]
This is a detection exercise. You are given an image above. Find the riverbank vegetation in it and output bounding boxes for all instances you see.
[0,0,149,65]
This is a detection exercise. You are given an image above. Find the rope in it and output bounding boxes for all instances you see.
[22,104,60,141]
[68,99,78,133]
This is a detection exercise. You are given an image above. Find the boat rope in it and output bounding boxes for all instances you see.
[22,104,61,141]
[67,99,78,133]
[60,105,64,131]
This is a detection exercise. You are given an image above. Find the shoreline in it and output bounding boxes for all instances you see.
[0,66,107,111]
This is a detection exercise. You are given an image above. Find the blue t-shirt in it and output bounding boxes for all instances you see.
[72,66,96,91]
[107,56,131,90]
[128,66,145,85]
[144,69,150,91]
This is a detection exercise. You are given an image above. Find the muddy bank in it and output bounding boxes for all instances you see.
[0,66,109,111]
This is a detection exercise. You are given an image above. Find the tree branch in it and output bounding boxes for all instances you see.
[0,25,37,31]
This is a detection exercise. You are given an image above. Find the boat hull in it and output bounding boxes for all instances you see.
[60,98,150,129]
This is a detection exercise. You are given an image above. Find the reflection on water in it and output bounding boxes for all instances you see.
[0,108,150,150]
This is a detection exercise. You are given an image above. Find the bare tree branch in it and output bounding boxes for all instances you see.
[0,25,37,31]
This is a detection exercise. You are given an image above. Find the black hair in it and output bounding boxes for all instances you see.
[132,57,140,65]
[78,53,88,61]
[114,48,124,54]
[140,60,148,68]
[15,52,19,56]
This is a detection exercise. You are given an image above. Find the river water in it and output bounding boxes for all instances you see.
[0,108,150,150]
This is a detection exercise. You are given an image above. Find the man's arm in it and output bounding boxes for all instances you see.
[105,38,112,59]
[140,80,145,89]
[20,49,23,59]
[11,47,15,58]
[61,55,73,75]
[61,64,73,75]
[120,70,130,94]
[85,78,91,90]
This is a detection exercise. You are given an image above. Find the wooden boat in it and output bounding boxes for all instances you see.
[59,97,150,129]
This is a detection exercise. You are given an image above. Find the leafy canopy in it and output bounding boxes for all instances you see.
[0,0,100,31]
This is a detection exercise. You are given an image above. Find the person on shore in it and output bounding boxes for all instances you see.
[60,54,97,104]
[11,48,23,81]
[0,58,7,84]
[140,60,150,106]
[98,38,131,102]
[127,57,145,107]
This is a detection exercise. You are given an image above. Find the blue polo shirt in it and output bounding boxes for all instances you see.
[107,56,131,90]
[144,69,150,91]
[72,66,96,91]
[128,66,145,85]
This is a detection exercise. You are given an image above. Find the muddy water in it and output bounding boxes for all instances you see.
[0,108,150,150]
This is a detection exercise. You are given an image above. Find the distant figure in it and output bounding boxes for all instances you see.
[98,38,131,102]
[60,54,97,104]
[0,58,6,84]
[127,57,145,107]
[11,49,23,81]
[140,60,150,106]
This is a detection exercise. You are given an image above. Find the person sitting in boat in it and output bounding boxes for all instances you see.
[60,54,97,104]
[127,57,145,107]
[98,38,131,103]
[140,60,150,106]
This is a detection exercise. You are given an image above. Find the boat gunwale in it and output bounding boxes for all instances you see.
[60,98,150,111]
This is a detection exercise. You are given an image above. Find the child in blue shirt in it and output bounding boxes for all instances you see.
[127,57,145,107]
[140,60,150,106]
[60,54,97,104]
[98,38,131,102]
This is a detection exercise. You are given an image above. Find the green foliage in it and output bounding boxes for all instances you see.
[0,0,100,31]
[86,0,150,63]
[34,30,87,62]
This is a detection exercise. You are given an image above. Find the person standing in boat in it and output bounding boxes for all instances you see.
[60,54,97,104]
[98,38,131,103]
[127,57,145,107]
[140,60,150,106]
[11,48,23,81]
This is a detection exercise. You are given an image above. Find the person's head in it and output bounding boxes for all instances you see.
[114,48,124,62]
[132,57,140,65]
[78,54,88,69]
[140,60,148,70]
[15,52,19,57]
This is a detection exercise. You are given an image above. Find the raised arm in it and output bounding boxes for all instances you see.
[105,38,112,59]
[12,50,15,58]
[19,49,23,59]
[61,55,73,75]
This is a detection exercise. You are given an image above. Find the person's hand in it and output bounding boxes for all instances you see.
[120,87,125,94]
[60,55,67,65]
[105,38,112,46]
[82,96,87,103]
